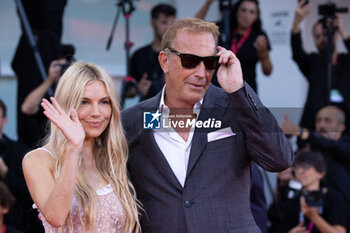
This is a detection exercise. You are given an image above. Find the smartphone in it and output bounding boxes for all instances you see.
[298,0,309,7]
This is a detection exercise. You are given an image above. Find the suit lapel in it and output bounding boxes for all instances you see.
[137,86,228,190]
[186,85,228,178]
[139,131,183,191]
[138,92,183,192]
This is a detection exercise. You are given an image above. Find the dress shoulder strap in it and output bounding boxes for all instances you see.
[37,147,55,159]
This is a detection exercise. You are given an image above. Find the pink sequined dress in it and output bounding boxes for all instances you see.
[33,148,124,232]
[34,184,124,233]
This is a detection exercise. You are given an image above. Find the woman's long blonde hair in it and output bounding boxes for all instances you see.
[46,62,140,232]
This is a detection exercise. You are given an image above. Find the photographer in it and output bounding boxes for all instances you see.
[291,0,350,135]
[129,3,176,101]
[281,106,350,231]
[20,44,75,148]
[21,58,67,115]
[275,151,346,233]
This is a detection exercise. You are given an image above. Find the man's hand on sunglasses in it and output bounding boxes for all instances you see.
[216,46,244,94]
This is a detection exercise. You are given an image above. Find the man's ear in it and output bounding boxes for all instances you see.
[151,19,156,29]
[1,205,10,215]
[3,117,8,127]
[339,123,346,134]
[158,51,169,74]
[317,171,326,181]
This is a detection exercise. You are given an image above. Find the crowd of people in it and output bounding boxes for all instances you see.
[0,0,349,232]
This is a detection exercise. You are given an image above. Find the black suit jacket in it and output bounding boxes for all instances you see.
[122,83,293,233]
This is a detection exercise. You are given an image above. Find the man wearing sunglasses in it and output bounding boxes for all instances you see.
[123,18,293,233]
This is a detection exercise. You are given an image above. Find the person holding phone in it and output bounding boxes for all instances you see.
[291,0,350,136]
[196,2,272,232]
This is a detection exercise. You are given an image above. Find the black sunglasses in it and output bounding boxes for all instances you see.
[167,47,219,70]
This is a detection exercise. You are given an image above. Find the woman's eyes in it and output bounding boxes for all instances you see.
[240,8,256,15]
[80,99,110,105]
[81,100,88,105]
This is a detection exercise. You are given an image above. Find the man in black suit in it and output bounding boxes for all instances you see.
[122,18,293,233]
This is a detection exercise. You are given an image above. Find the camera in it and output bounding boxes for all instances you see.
[286,179,302,199]
[57,61,71,76]
[318,2,348,18]
[56,44,75,75]
[219,0,234,11]
[121,76,139,99]
[302,190,323,207]
[286,180,323,206]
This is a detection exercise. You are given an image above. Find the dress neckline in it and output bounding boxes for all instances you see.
[96,184,113,196]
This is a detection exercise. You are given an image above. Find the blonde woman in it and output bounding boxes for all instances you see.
[22,62,140,233]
